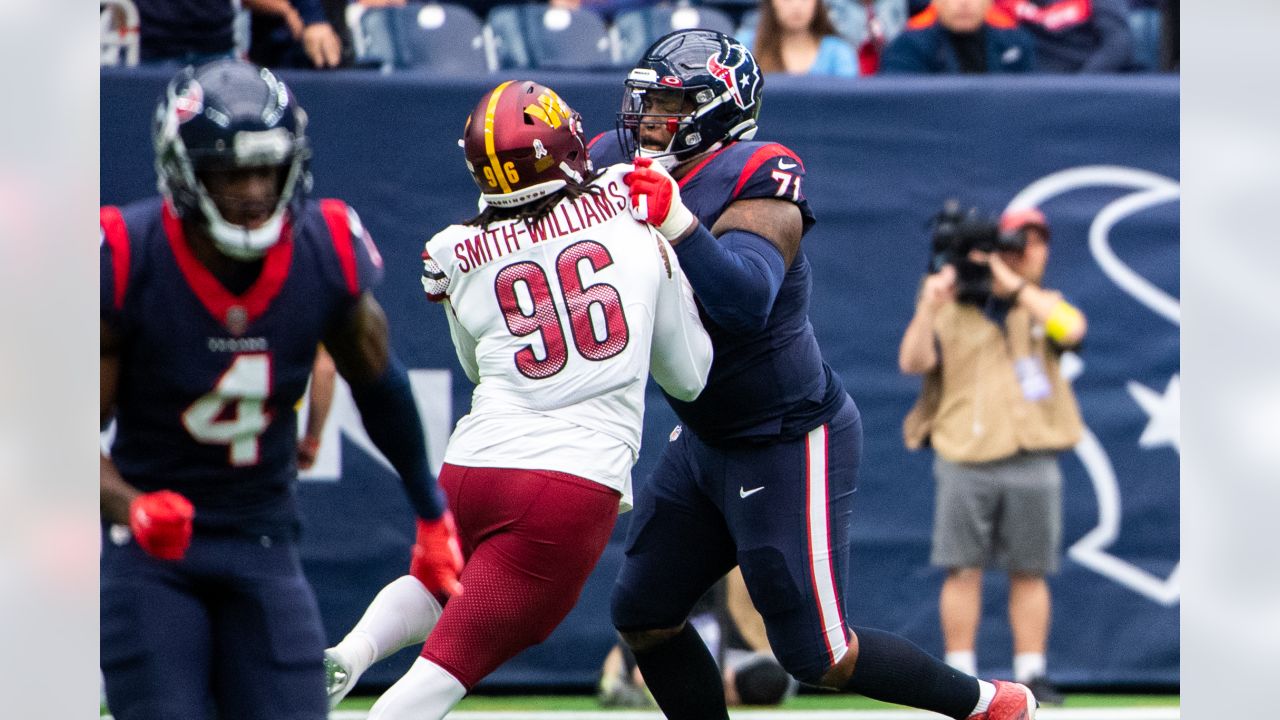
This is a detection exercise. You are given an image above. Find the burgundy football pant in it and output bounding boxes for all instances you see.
[422,463,620,689]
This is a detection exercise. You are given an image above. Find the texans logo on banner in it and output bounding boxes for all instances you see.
[297,369,453,481]
[1007,165,1180,606]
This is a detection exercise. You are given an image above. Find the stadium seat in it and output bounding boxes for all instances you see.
[346,4,399,72]
[613,5,739,65]
[489,4,614,70]
[100,0,139,67]
[736,8,759,41]
[396,3,491,74]
[1128,7,1162,72]
[485,4,532,69]
[819,0,860,41]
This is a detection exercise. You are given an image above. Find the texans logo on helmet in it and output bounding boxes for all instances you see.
[706,41,759,111]
[173,82,204,124]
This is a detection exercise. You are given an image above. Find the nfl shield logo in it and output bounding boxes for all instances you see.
[226,305,249,336]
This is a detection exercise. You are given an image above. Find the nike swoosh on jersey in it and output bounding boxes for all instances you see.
[777,159,798,170]
[739,486,765,498]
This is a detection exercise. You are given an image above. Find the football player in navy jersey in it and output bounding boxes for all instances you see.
[99,60,463,720]
[591,30,1038,720]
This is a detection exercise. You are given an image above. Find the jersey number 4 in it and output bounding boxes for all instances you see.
[181,353,271,466]
[495,240,630,380]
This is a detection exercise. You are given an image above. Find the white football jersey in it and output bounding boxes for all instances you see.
[422,164,711,508]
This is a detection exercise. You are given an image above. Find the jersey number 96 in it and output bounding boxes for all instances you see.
[495,240,630,380]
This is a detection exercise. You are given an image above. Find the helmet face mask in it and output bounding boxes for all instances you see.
[153,60,310,261]
[617,30,763,167]
[461,80,592,209]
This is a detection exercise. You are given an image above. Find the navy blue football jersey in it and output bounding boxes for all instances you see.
[100,198,382,536]
[590,134,846,442]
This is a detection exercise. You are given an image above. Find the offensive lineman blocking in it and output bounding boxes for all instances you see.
[322,80,712,719]
[595,30,1038,720]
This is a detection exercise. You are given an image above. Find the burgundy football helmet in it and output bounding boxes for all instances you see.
[462,80,592,208]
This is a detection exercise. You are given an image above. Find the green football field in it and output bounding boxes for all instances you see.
[324,691,1182,718]
[104,691,1181,717]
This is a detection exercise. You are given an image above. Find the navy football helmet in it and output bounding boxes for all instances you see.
[153,59,310,260]
[617,29,762,168]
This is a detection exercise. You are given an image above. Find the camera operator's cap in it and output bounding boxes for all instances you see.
[1000,207,1050,239]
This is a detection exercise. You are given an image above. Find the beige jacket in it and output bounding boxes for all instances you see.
[903,301,1083,463]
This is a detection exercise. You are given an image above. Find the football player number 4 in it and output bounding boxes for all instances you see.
[182,353,271,466]
[495,240,629,379]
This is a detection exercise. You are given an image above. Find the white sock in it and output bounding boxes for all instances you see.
[333,575,444,677]
[945,650,977,677]
[970,679,997,716]
[1013,652,1047,683]
[368,657,467,720]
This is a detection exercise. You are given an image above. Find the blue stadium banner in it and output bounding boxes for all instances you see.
[102,70,1178,689]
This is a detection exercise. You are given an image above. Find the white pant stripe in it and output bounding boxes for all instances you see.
[805,423,847,665]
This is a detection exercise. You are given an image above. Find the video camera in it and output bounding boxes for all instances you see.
[928,199,1027,305]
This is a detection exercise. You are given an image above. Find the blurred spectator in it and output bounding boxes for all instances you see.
[739,0,859,77]
[1158,0,1176,70]
[844,0,911,75]
[598,570,797,708]
[550,0,661,22]
[993,0,1133,73]
[880,0,1034,74]
[133,0,240,64]
[245,0,345,69]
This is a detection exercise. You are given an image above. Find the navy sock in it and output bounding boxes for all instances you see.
[629,624,729,720]
[843,626,979,720]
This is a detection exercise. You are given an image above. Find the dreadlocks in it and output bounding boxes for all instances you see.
[464,168,607,230]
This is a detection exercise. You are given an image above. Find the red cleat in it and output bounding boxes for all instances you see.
[968,680,1038,720]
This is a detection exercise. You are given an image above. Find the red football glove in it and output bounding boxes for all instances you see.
[624,157,697,242]
[129,490,194,561]
[409,511,464,601]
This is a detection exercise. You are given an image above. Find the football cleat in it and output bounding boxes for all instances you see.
[969,680,1037,720]
[323,648,358,709]
[1023,676,1064,706]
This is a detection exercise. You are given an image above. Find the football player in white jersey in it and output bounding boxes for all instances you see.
[321,80,713,719]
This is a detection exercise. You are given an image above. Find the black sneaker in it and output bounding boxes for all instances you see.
[1023,676,1065,706]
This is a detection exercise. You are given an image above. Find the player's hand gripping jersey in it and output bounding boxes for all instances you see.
[422,164,711,507]
[591,135,847,444]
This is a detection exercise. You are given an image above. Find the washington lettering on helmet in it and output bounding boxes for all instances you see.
[461,80,599,227]
[617,29,763,169]
[152,59,310,261]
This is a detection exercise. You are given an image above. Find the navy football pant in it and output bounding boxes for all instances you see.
[613,399,862,684]
[100,527,327,720]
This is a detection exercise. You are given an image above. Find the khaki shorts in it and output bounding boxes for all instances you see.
[930,452,1062,575]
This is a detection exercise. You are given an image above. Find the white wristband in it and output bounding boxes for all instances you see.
[657,201,695,241]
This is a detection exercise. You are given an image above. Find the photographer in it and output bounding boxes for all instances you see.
[898,206,1086,706]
